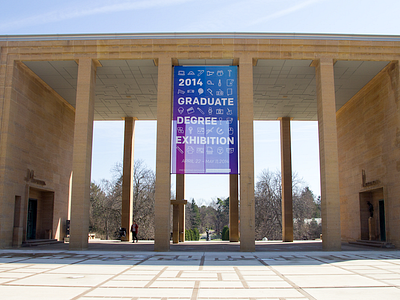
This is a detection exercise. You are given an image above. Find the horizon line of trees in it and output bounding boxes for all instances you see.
[89,161,321,241]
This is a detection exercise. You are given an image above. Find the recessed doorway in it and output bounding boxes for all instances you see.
[359,188,386,241]
[27,198,37,240]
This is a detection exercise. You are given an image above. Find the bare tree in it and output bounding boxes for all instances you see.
[255,170,321,240]
[255,170,282,240]
[90,180,121,240]
[89,160,155,240]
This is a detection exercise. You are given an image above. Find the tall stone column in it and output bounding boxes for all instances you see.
[239,56,255,251]
[172,174,184,244]
[121,117,135,242]
[154,56,172,251]
[69,58,97,250]
[229,174,239,242]
[313,58,341,251]
[0,53,14,248]
[280,117,293,242]
[176,174,185,242]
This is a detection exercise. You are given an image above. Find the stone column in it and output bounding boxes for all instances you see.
[0,53,14,248]
[172,201,180,244]
[313,58,341,251]
[280,117,293,242]
[176,174,185,242]
[69,58,97,250]
[239,56,255,251]
[154,56,172,251]
[121,117,135,242]
[229,174,239,242]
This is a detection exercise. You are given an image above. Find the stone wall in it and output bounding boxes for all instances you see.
[337,61,400,247]
[0,61,75,247]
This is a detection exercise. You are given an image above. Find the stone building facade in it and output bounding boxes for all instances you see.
[0,33,399,250]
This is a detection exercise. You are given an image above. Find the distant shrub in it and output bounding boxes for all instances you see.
[193,228,200,241]
[222,226,229,241]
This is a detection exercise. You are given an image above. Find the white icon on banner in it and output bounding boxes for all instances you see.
[178,70,185,76]
[207,147,213,154]
[188,71,195,75]
[227,88,233,96]
[229,127,234,135]
[216,108,224,115]
[187,89,195,94]
[226,117,233,124]
[217,70,224,76]
[227,79,234,86]
[216,127,224,135]
[188,127,193,134]
[227,108,233,115]
[196,148,204,154]
[187,107,195,114]
[178,89,185,94]
[206,127,214,134]
[178,107,184,114]
[208,107,213,115]
[177,146,184,154]
[227,148,235,154]
[207,88,213,95]
[197,128,204,134]
[217,147,224,154]
[218,79,222,87]
[228,69,232,77]
[219,117,223,125]
[207,71,214,76]
[177,127,184,134]
[187,146,194,154]
[197,70,204,76]
[216,89,224,96]
[198,88,204,95]
[207,80,214,85]
[197,107,205,115]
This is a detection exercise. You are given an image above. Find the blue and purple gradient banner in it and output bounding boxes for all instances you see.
[172,66,238,174]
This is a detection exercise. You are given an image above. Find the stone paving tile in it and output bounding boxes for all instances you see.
[246,280,293,288]
[86,287,194,298]
[100,279,149,287]
[197,287,305,298]
[148,280,196,288]
[199,280,242,288]
[285,274,390,288]
[0,285,89,300]
[270,265,354,275]
[0,250,399,299]
[366,273,400,279]
[304,287,400,300]
[0,272,35,279]
[6,273,114,287]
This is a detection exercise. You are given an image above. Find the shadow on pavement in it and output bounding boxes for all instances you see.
[9,240,396,252]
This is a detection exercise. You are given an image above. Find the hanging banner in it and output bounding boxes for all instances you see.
[172,66,238,174]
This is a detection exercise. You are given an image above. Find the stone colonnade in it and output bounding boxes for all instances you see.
[67,55,341,251]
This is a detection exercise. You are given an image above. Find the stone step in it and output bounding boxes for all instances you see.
[349,240,395,249]
[22,239,62,247]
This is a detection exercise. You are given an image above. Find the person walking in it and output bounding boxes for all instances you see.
[131,220,139,243]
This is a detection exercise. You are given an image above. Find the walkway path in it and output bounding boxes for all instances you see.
[0,243,400,299]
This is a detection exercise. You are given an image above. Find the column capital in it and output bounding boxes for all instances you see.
[310,57,335,68]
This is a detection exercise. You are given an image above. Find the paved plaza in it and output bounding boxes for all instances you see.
[0,241,400,300]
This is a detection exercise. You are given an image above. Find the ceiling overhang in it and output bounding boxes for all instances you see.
[23,59,389,121]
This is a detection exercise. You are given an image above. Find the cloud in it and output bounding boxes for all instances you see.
[0,0,194,32]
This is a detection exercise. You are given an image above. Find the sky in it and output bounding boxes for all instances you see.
[2,0,399,203]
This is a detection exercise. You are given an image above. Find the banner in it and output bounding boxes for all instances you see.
[172,66,238,174]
